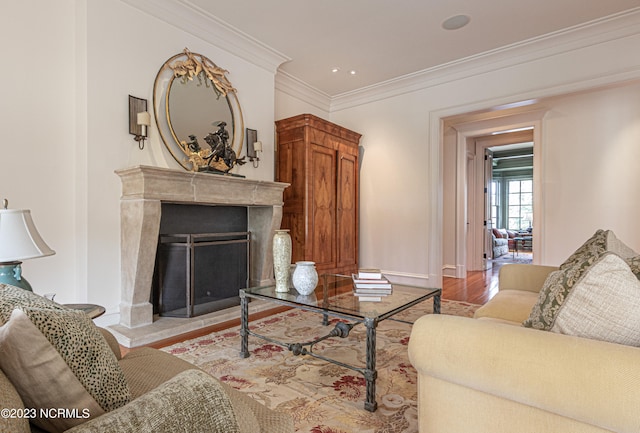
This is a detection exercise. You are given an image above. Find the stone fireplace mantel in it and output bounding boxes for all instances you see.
[112,165,288,344]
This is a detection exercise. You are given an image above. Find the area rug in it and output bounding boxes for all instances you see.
[163,299,480,433]
[496,254,533,264]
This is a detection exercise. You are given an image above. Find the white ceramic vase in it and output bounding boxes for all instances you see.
[273,229,292,292]
[292,261,318,296]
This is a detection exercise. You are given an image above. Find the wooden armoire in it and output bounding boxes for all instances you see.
[275,114,362,275]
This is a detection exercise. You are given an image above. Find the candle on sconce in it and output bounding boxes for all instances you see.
[253,140,263,152]
[137,111,151,137]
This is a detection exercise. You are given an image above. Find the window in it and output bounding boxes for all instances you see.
[507,179,533,230]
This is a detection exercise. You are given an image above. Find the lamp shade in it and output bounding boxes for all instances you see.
[0,209,55,262]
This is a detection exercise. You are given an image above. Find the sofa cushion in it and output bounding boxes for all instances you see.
[474,290,539,324]
[0,369,30,433]
[65,370,241,433]
[0,307,131,432]
[119,347,199,399]
[549,252,640,346]
[493,237,508,246]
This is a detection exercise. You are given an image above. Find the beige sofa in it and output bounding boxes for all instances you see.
[0,284,293,433]
[408,263,640,433]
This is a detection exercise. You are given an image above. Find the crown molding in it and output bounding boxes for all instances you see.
[275,71,332,113]
[330,7,640,112]
[121,0,290,74]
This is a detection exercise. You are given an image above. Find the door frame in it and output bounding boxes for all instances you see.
[449,110,545,276]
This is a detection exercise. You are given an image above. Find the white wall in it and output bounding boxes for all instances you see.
[274,90,330,122]
[540,82,640,264]
[275,13,640,285]
[2,1,281,319]
[0,0,78,298]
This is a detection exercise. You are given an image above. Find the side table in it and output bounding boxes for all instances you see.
[64,303,106,319]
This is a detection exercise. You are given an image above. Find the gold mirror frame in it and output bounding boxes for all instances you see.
[153,48,244,172]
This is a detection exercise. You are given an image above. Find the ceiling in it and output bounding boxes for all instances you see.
[189,0,640,97]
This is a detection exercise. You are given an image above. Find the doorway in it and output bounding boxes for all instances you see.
[479,132,534,268]
[442,108,543,277]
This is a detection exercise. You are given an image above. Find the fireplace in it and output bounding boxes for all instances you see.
[153,204,250,318]
[114,166,288,335]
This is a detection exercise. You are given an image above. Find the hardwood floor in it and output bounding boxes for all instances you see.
[442,261,501,305]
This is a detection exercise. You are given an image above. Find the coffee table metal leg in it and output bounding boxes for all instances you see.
[364,317,378,412]
[240,292,250,358]
[434,293,441,314]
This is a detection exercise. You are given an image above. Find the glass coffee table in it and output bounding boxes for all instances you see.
[239,274,441,411]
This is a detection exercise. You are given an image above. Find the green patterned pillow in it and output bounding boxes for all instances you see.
[559,229,636,271]
[550,252,640,346]
[625,255,640,278]
[0,283,65,324]
[522,270,565,329]
[524,230,637,330]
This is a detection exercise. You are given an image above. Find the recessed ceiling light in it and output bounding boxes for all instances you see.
[332,67,340,73]
[442,14,470,30]
[350,70,357,75]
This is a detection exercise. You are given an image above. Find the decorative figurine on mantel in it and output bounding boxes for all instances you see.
[181,121,246,174]
[203,121,245,173]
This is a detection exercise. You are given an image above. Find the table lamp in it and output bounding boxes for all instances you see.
[0,200,55,291]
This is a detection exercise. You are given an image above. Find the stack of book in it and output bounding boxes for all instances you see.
[352,269,392,302]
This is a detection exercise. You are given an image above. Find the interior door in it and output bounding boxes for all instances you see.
[483,148,494,270]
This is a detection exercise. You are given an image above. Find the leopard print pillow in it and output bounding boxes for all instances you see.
[0,284,65,324]
[20,307,130,412]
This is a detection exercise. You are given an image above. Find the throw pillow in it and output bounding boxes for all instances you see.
[0,283,66,324]
[522,269,565,329]
[523,230,637,330]
[559,229,636,272]
[550,253,640,346]
[625,255,640,279]
[0,309,105,432]
[0,307,131,432]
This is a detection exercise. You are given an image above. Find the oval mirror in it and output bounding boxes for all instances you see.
[153,48,244,173]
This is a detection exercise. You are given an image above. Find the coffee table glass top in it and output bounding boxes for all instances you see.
[242,274,441,320]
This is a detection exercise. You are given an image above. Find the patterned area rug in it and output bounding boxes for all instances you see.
[163,299,480,433]
[496,252,533,264]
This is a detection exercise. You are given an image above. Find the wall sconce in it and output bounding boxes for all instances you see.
[129,95,150,149]
[246,128,262,168]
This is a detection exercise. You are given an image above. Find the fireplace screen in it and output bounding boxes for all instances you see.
[155,231,250,317]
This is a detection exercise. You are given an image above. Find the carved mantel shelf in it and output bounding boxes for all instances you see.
[116,165,288,205]
[113,165,288,344]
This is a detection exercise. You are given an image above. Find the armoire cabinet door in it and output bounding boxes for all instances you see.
[337,152,358,269]
[310,144,336,271]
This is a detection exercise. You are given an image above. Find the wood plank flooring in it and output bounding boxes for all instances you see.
[442,262,502,304]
